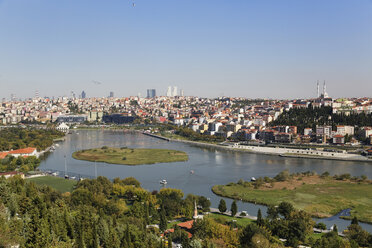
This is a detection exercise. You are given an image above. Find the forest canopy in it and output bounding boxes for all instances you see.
[0,127,64,151]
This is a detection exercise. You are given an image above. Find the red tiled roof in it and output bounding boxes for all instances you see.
[333,135,344,138]
[162,228,192,239]
[0,152,8,159]
[177,220,194,230]
[0,171,23,176]
[8,147,36,155]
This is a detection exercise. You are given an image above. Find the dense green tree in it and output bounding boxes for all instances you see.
[168,237,172,248]
[313,231,351,248]
[351,216,359,225]
[256,209,263,226]
[277,202,294,219]
[218,199,227,213]
[240,224,273,248]
[159,205,167,232]
[346,223,371,247]
[230,200,237,217]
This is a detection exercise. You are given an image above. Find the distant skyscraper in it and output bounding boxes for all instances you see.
[323,81,329,98]
[81,91,86,99]
[109,91,114,98]
[180,89,184,97]
[166,86,172,97]
[317,80,320,98]
[172,86,178,97]
[147,89,156,98]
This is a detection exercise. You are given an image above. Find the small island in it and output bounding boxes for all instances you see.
[72,146,188,165]
[212,170,372,223]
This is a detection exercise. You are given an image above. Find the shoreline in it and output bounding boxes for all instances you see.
[142,132,372,163]
[211,183,372,225]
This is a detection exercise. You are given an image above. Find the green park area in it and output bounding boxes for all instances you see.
[212,172,372,223]
[207,212,254,227]
[72,146,188,165]
[27,176,77,193]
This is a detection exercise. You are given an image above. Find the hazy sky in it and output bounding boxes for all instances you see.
[0,0,371,99]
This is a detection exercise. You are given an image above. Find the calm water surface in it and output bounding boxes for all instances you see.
[39,130,372,232]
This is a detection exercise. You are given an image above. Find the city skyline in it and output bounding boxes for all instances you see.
[0,0,371,99]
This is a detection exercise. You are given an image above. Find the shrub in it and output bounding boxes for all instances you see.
[274,170,290,182]
[101,146,108,149]
[321,171,330,178]
[314,222,327,230]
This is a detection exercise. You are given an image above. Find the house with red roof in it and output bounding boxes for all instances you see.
[0,152,8,159]
[0,171,25,179]
[0,147,38,159]
[162,220,195,239]
[333,135,345,144]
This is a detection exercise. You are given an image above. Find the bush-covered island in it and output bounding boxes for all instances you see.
[212,170,372,223]
[72,146,188,165]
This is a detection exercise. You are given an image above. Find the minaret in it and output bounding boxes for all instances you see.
[193,201,198,220]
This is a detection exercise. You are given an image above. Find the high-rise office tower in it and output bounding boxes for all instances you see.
[147,89,156,98]
[166,86,172,97]
[81,91,86,99]
[109,91,114,98]
[317,80,320,98]
[172,86,178,97]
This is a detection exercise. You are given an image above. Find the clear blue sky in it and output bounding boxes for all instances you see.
[0,0,371,99]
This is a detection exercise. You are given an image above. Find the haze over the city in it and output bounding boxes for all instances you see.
[0,0,371,99]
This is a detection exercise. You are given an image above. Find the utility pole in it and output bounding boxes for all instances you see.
[64,155,67,178]
[95,160,97,179]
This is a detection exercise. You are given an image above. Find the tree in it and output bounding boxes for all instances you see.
[168,237,172,248]
[351,217,358,225]
[346,223,371,247]
[121,177,141,187]
[314,231,351,248]
[218,199,227,213]
[198,196,211,212]
[277,202,294,219]
[231,200,237,217]
[159,205,167,232]
[256,209,263,226]
[332,224,338,233]
[314,222,327,230]
[240,224,273,248]
[266,205,278,220]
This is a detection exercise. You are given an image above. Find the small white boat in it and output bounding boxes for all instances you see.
[64,175,69,179]
[70,176,76,180]
[251,177,256,182]
[159,179,167,185]
[52,172,59,176]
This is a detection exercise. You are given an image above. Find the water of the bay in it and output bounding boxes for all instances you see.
[39,130,372,232]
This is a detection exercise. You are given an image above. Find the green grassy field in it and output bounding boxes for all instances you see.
[207,212,254,227]
[72,147,188,165]
[27,176,77,193]
[212,176,372,223]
